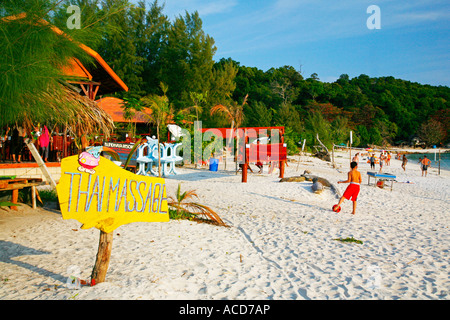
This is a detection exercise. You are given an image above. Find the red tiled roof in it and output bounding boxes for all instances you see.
[96,97,151,123]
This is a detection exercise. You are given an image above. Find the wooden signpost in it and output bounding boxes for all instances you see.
[56,147,169,284]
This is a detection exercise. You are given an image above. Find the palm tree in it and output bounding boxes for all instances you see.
[168,183,227,227]
[0,2,126,129]
[121,96,143,139]
[189,91,208,122]
[210,94,248,170]
[139,82,173,177]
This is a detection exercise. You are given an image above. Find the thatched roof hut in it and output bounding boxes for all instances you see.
[2,13,127,140]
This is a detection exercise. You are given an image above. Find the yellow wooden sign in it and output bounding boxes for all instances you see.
[56,150,169,233]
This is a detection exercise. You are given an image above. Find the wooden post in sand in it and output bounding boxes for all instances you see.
[438,149,441,175]
[242,136,249,183]
[332,143,336,168]
[91,231,114,284]
[349,131,353,164]
[279,135,285,179]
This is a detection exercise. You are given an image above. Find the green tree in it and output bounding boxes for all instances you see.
[245,101,272,127]
[98,0,145,93]
[161,11,216,108]
[140,82,173,177]
[0,0,123,128]
[305,111,332,148]
[418,119,446,146]
[138,0,171,95]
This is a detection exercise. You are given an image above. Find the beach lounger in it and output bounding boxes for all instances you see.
[367,171,396,191]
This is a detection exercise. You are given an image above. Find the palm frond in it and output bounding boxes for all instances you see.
[101,147,120,162]
[210,104,232,119]
[123,137,146,170]
[181,202,227,227]
[167,183,227,227]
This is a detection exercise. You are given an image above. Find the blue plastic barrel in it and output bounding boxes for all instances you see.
[209,158,219,171]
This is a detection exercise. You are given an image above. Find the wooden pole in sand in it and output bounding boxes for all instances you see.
[91,230,114,284]
[279,132,285,179]
[349,131,353,164]
[439,149,441,175]
[242,136,248,183]
[332,143,335,168]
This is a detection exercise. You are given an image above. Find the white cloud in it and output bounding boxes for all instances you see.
[197,0,237,16]
[163,0,238,18]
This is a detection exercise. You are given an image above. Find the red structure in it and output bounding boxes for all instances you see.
[200,126,286,183]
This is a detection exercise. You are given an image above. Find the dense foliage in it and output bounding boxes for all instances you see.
[2,0,449,151]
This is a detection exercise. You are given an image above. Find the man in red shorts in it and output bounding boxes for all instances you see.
[336,161,362,215]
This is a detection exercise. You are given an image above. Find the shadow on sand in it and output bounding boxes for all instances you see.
[165,168,236,181]
[0,240,66,284]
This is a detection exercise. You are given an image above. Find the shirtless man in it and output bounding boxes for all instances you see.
[421,155,431,177]
[336,161,362,215]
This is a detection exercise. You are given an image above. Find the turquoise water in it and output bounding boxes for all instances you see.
[401,151,450,171]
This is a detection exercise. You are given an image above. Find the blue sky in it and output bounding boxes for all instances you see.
[138,0,450,86]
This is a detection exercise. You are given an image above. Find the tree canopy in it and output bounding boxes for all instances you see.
[2,0,449,151]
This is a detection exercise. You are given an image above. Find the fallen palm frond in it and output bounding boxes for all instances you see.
[333,237,363,244]
[168,183,227,227]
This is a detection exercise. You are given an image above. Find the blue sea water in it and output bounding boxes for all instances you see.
[402,151,450,171]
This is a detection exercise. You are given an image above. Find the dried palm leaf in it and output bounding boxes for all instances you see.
[168,183,227,227]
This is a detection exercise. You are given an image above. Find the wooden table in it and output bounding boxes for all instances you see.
[0,178,45,210]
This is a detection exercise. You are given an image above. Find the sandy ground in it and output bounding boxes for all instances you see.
[0,150,449,300]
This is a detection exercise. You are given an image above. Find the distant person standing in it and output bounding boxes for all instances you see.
[401,154,407,171]
[379,152,385,173]
[421,155,431,177]
[370,153,376,170]
[11,126,25,163]
[418,157,423,175]
[39,125,50,162]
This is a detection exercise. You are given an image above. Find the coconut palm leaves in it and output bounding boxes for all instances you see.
[210,94,248,130]
[139,82,173,177]
[0,1,125,128]
[168,183,227,227]
[210,94,248,169]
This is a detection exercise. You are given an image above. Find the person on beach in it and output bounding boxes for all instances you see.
[401,154,407,171]
[255,161,263,173]
[379,152,385,173]
[418,157,423,174]
[38,125,50,162]
[421,155,431,177]
[386,152,391,166]
[370,153,376,170]
[11,126,25,163]
[336,161,362,215]
[352,152,359,163]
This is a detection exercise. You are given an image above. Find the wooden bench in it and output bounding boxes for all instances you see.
[0,177,45,210]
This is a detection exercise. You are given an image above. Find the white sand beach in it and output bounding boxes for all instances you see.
[0,151,449,300]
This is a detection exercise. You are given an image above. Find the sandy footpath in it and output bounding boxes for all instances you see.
[0,151,449,300]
